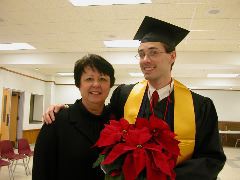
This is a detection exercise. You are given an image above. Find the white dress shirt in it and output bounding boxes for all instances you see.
[148,79,174,101]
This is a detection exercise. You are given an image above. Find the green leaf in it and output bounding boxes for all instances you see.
[93,154,105,168]
[101,155,125,174]
[104,173,124,180]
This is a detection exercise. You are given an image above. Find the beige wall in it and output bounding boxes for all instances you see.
[1,51,240,132]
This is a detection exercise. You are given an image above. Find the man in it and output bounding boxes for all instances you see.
[108,16,226,179]
[43,16,226,179]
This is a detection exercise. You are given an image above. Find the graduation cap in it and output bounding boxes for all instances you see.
[134,16,190,49]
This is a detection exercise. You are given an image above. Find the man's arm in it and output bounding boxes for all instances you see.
[42,104,67,124]
[174,97,226,180]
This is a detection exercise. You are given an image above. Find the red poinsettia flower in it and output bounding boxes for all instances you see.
[148,115,180,158]
[94,116,180,180]
[94,118,131,147]
[134,116,179,157]
[102,127,152,180]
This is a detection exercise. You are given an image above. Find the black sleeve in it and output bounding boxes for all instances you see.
[109,84,135,120]
[175,97,226,180]
[32,122,58,180]
[109,84,125,119]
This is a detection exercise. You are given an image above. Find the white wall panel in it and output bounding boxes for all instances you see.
[193,90,240,122]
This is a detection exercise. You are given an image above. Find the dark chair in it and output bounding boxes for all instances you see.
[0,140,29,175]
[0,145,14,179]
[17,138,34,174]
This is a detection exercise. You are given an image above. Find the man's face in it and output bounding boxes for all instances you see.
[138,42,176,82]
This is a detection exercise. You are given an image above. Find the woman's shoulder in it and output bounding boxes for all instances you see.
[55,108,70,123]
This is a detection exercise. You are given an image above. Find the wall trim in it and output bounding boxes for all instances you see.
[0,66,54,83]
[1,66,240,91]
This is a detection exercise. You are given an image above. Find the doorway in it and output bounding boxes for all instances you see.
[9,92,20,146]
[1,88,23,146]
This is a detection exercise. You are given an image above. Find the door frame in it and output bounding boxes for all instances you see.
[1,88,24,142]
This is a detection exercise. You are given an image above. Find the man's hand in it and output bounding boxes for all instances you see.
[42,104,66,124]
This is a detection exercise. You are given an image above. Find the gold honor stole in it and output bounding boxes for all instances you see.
[124,80,195,164]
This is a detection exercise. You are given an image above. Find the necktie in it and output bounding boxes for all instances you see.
[151,90,159,110]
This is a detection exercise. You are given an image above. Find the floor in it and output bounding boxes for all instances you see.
[218,147,240,180]
[0,147,239,180]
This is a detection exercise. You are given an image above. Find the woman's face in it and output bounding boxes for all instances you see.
[79,66,111,106]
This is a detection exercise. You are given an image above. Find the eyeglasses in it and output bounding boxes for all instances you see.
[135,49,167,60]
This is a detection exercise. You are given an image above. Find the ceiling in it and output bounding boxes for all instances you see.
[0,0,240,87]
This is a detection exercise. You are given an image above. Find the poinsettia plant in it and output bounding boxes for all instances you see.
[93,115,180,180]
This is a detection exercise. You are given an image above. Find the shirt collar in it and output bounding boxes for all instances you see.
[148,79,174,101]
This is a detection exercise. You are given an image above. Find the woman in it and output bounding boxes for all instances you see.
[32,54,115,180]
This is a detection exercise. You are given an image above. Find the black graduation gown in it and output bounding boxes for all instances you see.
[32,99,109,180]
[110,84,226,180]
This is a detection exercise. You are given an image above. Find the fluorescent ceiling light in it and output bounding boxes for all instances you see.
[207,74,239,78]
[0,43,35,50]
[57,72,74,76]
[129,72,144,77]
[104,40,140,48]
[69,0,151,6]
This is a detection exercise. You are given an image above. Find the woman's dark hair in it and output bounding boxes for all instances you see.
[74,54,115,88]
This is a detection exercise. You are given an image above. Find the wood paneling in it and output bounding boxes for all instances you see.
[22,129,40,144]
[218,121,240,131]
[218,121,240,147]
